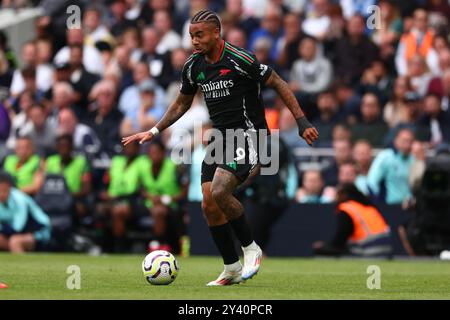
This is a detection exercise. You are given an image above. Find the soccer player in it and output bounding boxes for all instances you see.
[122,10,318,285]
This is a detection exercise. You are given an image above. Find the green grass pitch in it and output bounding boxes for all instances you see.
[0,253,449,299]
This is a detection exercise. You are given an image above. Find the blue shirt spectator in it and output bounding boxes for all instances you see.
[248,4,284,62]
[340,0,377,19]
[355,175,370,195]
[118,78,166,119]
[118,62,166,119]
[0,172,51,252]
[296,169,335,204]
[120,79,166,135]
[188,144,206,202]
[367,128,416,204]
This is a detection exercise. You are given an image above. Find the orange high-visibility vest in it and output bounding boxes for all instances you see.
[337,200,390,244]
[401,31,434,61]
[264,108,280,131]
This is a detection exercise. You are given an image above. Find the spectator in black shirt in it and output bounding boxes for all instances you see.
[69,44,101,121]
[350,93,389,148]
[87,80,124,157]
[139,26,173,89]
[330,15,379,86]
[277,13,306,74]
[108,0,137,37]
[312,90,343,147]
[417,93,450,147]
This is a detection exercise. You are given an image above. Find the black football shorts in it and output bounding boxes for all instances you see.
[201,129,267,184]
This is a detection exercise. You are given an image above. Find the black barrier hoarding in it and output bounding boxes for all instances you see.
[187,202,411,256]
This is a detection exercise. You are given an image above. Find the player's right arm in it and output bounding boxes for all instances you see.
[121,92,195,145]
[227,44,318,146]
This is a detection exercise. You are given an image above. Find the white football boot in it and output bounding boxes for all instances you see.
[241,242,263,280]
[207,263,243,286]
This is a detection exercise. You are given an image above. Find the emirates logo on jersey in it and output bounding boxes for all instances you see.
[219,69,232,76]
[200,80,234,99]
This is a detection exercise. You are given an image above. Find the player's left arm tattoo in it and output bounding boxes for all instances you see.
[265,70,305,119]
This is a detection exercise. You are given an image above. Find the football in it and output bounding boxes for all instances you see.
[142,250,179,285]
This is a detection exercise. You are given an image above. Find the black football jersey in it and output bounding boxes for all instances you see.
[180,40,273,131]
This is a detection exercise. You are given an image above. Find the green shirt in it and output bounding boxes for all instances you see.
[3,155,40,189]
[141,158,180,208]
[108,155,147,198]
[45,155,89,194]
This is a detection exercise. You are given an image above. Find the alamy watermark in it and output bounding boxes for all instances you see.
[65,4,383,31]
[366,265,381,290]
[62,3,381,175]
[66,5,81,29]
[366,5,382,30]
[66,265,81,290]
[169,124,280,176]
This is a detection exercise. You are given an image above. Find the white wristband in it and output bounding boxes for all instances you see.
[149,127,160,136]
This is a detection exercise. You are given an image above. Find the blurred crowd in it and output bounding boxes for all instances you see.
[1,0,450,253]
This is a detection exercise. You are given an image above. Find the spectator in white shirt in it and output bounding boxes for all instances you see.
[10,41,53,96]
[407,54,433,97]
[83,5,115,48]
[154,10,182,55]
[289,36,333,95]
[302,0,331,41]
[53,28,104,76]
[58,108,101,156]
[6,90,34,150]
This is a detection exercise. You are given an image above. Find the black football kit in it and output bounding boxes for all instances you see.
[180,40,273,183]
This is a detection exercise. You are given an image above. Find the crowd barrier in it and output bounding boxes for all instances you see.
[187,201,411,256]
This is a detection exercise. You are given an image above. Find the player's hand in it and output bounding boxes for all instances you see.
[302,127,319,146]
[121,130,154,146]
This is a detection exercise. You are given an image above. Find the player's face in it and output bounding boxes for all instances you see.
[189,22,219,54]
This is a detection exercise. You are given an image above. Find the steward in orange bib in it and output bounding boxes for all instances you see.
[313,183,392,257]
[395,9,438,76]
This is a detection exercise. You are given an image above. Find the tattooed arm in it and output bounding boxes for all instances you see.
[122,92,195,145]
[155,93,195,132]
[265,71,319,146]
